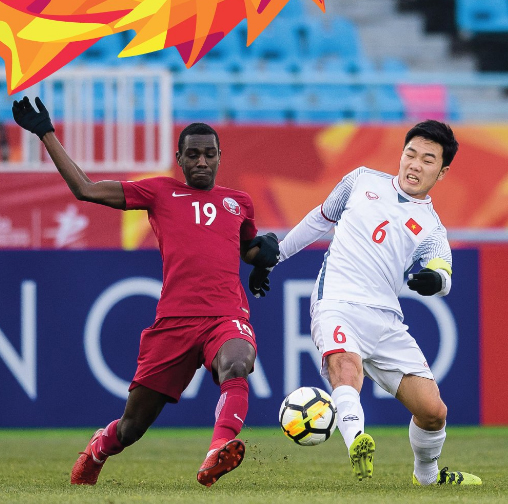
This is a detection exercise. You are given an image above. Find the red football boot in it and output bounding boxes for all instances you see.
[70,429,107,485]
[197,439,245,487]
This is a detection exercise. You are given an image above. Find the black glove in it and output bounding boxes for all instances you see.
[407,268,442,296]
[249,232,280,268]
[12,96,55,140]
[249,266,271,298]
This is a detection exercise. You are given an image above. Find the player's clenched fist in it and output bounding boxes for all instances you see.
[12,96,55,140]
[407,268,442,296]
[248,232,280,268]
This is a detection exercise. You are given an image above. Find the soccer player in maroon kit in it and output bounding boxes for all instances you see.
[12,97,280,487]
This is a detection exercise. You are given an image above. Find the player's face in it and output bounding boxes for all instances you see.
[176,134,220,190]
[398,136,449,199]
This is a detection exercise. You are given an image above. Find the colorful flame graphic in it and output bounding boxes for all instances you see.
[0,0,325,95]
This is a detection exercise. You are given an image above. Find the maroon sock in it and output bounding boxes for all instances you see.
[92,419,124,460]
[210,377,249,448]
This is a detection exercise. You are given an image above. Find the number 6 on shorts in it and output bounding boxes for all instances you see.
[333,325,346,344]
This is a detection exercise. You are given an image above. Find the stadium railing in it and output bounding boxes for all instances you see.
[2,68,508,170]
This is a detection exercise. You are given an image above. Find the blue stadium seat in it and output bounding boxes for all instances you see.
[370,86,406,122]
[293,85,371,124]
[457,0,508,32]
[237,58,302,96]
[246,19,300,62]
[381,57,409,73]
[447,94,462,121]
[299,17,363,61]
[0,77,13,122]
[278,0,306,19]
[173,84,223,123]
[298,55,375,77]
[229,86,294,124]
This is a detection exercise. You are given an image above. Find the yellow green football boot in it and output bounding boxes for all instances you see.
[349,433,375,481]
[413,467,482,486]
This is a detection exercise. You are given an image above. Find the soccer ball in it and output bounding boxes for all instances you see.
[279,387,337,446]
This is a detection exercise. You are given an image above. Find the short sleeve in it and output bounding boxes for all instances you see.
[121,178,161,210]
[240,193,257,241]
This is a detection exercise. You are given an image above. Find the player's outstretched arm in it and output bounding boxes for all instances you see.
[12,96,125,209]
[279,206,334,262]
[42,133,125,208]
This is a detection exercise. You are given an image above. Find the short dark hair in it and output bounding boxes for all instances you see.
[178,123,220,153]
[404,120,459,167]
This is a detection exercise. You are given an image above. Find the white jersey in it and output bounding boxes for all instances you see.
[281,167,452,318]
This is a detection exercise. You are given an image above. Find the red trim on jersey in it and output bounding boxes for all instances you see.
[320,205,337,223]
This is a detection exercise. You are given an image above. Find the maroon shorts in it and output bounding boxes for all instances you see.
[129,315,256,402]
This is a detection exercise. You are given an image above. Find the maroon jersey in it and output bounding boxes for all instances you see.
[121,177,257,319]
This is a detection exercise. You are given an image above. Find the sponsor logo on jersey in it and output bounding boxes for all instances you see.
[343,414,360,422]
[223,197,241,215]
[172,191,191,197]
[366,191,379,200]
[405,218,422,235]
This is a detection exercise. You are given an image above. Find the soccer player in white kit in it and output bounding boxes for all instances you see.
[253,120,482,486]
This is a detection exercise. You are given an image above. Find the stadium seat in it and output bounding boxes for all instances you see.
[293,85,371,124]
[278,0,306,19]
[229,86,294,124]
[456,0,508,32]
[381,57,409,74]
[246,19,300,62]
[370,86,406,122]
[173,84,224,123]
[300,17,363,61]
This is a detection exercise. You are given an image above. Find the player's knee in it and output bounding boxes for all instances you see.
[117,420,148,447]
[219,359,250,380]
[418,400,447,431]
[327,353,362,389]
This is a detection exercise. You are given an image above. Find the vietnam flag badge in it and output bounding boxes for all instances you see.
[405,218,422,235]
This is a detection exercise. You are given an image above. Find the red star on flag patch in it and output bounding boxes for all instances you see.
[405,218,422,235]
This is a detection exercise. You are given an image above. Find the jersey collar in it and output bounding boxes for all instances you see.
[392,176,432,205]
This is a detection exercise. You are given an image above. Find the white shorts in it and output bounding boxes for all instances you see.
[311,300,434,396]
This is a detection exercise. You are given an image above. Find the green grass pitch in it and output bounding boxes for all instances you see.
[0,426,506,503]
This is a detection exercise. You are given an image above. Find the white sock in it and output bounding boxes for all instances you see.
[331,385,365,450]
[409,417,446,485]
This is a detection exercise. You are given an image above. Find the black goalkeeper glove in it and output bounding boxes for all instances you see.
[248,232,280,268]
[407,268,442,296]
[249,266,272,298]
[12,96,55,140]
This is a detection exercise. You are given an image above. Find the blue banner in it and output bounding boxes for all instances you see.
[0,249,479,427]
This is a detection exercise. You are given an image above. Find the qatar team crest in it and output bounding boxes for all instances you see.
[223,197,241,215]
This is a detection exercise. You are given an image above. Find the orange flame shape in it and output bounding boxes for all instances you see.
[0,0,325,95]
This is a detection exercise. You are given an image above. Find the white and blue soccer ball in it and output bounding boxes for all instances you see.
[279,387,337,446]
